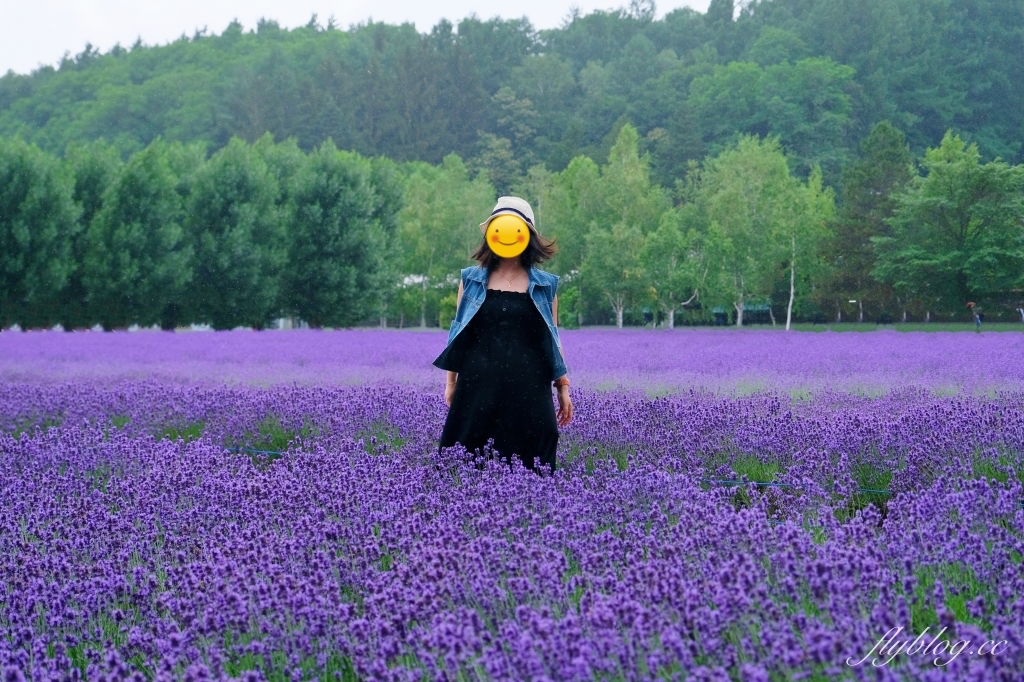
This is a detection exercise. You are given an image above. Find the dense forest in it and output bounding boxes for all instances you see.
[3,0,1023,177]
[2,0,1023,329]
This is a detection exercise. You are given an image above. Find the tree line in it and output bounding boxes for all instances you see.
[2,0,1022,190]
[0,135,401,330]
[2,120,1022,331]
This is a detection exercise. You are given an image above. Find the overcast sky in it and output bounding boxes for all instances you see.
[1,0,712,75]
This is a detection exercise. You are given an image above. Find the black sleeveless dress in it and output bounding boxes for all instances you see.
[433,289,559,471]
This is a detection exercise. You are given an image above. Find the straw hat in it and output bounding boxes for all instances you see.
[479,196,537,233]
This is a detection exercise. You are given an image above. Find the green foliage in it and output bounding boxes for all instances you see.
[0,136,79,328]
[776,166,835,328]
[2,1,1020,176]
[355,420,409,454]
[438,292,457,329]
[535,155,602,280]
[187,137,287,330]
[873,131,1024,313]
[602,123,671,233]
[577,125,669,327]
[62,141,122,327]
[731,454,781,483]
[229,415,321,468]
[644,204,706,327]
[10,416,63,439]
[689,56,855,181]
[747,27,810,66]
[563,443,632,473]
[284,141,398,328]
[583,221,648,328]
[84,139,198,329]
[160,421,206,443]
[472,132,520,196]
[555,285,582,329]
[823,121,915,322]
[693,136,815,325]
[395,154,495,326]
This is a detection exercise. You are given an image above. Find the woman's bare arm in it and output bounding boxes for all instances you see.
[552,293,558,326]
[446,280,464,392]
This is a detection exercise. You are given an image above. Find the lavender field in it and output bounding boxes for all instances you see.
[1,329,1022,681]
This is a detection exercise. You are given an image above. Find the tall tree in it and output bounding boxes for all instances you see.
[582,222,648,328]
[540,155,603,279]
[367,156,406,327]
[643,203,707,328]
[0,137,78,328]
[825,121,914,322]
[397,154,495,326]
[873,131,1024,313]
[578,124,666,327]
[601,123,671,234]
[187,137,286,330]
[284,141,397,328]
[776,166,834,330]
[455,17,534,95]
[696,135,799,326]
[62,140,122,328]
[83,140,198,330]
[688,56,855,180]
[472,133,521,197]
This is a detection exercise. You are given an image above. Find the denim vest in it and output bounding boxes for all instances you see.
[445,265,567,381]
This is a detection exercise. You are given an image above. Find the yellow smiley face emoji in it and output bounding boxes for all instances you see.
[486,214,530,258]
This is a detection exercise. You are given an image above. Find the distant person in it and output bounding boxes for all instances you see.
[433,196,572,472]
[1017,307,1024,327]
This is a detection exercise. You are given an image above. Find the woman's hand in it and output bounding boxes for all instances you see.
[445,375,457,406]
[556,385,573,427]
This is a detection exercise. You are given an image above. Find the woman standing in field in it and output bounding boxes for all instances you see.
[433,196,573,471]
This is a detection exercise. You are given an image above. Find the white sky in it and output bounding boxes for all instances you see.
[0,0,712,76]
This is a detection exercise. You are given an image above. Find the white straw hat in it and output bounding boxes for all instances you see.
[479,196,537,233]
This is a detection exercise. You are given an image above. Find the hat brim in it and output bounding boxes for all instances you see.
[480,209,535,233]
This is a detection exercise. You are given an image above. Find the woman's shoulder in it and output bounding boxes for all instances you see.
[530,267,559,288]
[460,265,487,282]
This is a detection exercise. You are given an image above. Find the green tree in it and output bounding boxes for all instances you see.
[0,137,78,328]
[689,57,854,180]
[776,165,834,330]
[696,135,800,326]
[84,140,198,330]
[397,154,495,326]
[601,123,671,234]
[367,156,406,327]
[539,155,603,279]
[582,222,648,327]
[575,124,669,327]
[284,141,397,328]
[643,203,707,328]
[825,121,914,322]
[187,137,286,330]
[472,133,521,197]
[62,140,122,328]
[643,99,704,188]
[746,26,809,66]
[256,134,309,200]
[760,57,855,179]
[688,61,766,154]
[873,131,1024,313]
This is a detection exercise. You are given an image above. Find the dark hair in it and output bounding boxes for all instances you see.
[471,225,558,270]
